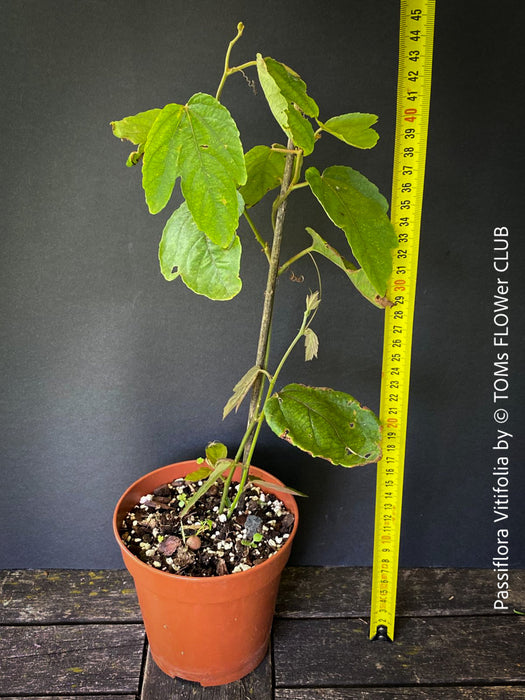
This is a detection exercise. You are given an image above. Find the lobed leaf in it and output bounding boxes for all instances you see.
[158,199,242,300]
[264,384,382,468]
[306,228,391,308]
[256,54,316,154]
[143,93,247,246]
[321,112,379,149]
[305,166,397,296]
[239,145,286,208]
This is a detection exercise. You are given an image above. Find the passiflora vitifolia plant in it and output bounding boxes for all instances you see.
[111,23,397,523]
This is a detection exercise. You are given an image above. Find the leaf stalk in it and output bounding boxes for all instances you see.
[243,209,270,261]
[279,245,314,276]
[216,23,253,100]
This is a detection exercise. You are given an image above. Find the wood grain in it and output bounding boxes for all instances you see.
[0,624,145,695]
[0,569,140,623]
[1,567,524,698]
[276,567,525,617]
[273,615,525,687]
[275,688,525,699]
[140,647,272,699]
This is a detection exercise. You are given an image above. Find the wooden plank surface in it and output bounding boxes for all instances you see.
[1,568,524,698]
[0,624,145,695]
[0,569,140,623]
[140,647,272,700]
[276,567,525,617]
[3,567,523,623]
[275,688,525,699]
[273,615,525,687]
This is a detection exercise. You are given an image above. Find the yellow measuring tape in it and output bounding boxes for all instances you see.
[370,0,435,642]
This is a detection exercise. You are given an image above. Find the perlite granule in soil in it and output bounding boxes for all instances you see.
[119,478,295,577]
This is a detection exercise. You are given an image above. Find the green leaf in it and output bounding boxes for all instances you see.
[264,383,382,468]
[125,145,145,168]
[111,109,162,145]
[305,166,397,296]
[350,269,393,309]
[304,328,319,361]
[256,54,317,154]
[321,113,379,149]
[184,466,212,481]
[205,441,228,465]
[158,199,242,300]
[111,109,162,167]
[223,365,266,419]
[306,228,391,308]
[143,93,247,246]
[285,105,315,154]
[239,146,286,208]
[262,57,318,117]
[179,458,234,518]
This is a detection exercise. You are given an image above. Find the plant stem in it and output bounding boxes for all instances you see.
[270,146,303,155]
[227,302,315,517]
[242,137,296,465]
[217,416,259,513]
[243,209,270,262]
[216,23,246,101]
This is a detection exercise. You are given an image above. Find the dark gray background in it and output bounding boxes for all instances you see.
[1,0,524,569]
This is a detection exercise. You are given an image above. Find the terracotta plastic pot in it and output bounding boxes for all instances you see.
[113,460,299,686]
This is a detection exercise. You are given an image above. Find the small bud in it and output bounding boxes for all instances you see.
[306,291,320,313]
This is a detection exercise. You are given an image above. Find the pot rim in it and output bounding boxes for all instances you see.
[113,459,299,584]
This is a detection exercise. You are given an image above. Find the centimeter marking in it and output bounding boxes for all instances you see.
[370,0,435,642]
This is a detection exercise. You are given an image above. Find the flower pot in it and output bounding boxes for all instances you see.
[113,459,299,686]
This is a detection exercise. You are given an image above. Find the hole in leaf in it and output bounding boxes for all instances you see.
[280,429,291,443]
[349,422,355,429]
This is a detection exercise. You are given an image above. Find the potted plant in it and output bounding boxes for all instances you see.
[111,23,397,686]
